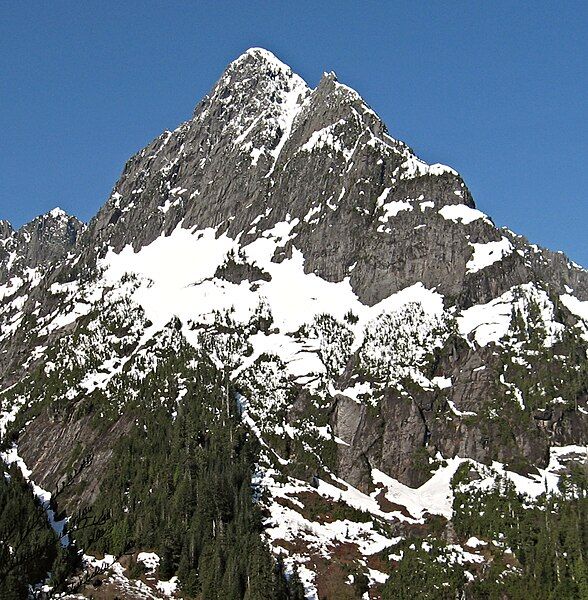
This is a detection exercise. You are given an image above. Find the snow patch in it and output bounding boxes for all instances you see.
[438,204,490,225]
[466,237,513,273]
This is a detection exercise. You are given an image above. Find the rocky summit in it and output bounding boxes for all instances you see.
[1,48,587,600]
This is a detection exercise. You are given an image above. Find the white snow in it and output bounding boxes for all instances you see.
[237,332,326,387]
[303,204,322,223]
[465,537,487,548]
[101,222,446,359]
[250,146,265,166]
[376,187,391,205]
[560,294,588,341]
[39,301,94,335]
[240,48,299,79]
[137,551,160,573]
[372,458,466,521]
[398,155,458,180]
[337,381,374,404]
[432,376,452,389]
[83,553,118,570]
[561,294,588,321]
[466,237,513,273]
[101,227,240,332]
[457,296,512,346]
[367,568,389,585]
[378,201,413,222]
[300,120,352,161]
[446,399,477,417]
[48,207,68,219]
[428,163,458,176]
[158,197,182,214]
[375,188,414,223]
[156,577,178,596]
[457,283,563,347]
[0,388,26,438]
[438,204,490,225]
[0,276,24,302]
[1,445,69,546]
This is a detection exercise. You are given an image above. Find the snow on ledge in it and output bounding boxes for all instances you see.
[137,551,160,573]
[466,237,513,273]
[438,204,490,225]
[457,283,563,348]
[372,457,467,520]
[48,207,68,219]
[432,376,452,389]
[100,223,445,352]
[156,577,179,597]
[560,294,588,341]
[560,294,588,321]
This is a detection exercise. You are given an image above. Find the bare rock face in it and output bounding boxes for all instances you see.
[0,207,85,285]
[77,49,587,315]
[333,392,431,490]
[0,220,13,241]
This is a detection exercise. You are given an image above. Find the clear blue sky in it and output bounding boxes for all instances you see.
[1,1,587,266]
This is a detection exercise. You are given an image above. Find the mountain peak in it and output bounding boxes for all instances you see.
[47,206,68,220]
[0,220,13,240]
[22,206,84,247]
[0,208,86,284]
[232,47,294,73]
[212,47,308,93]
[321,70,338,81]
[33,207,83,228]
[190,48,309,158]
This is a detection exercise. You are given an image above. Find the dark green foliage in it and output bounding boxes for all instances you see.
[0,463,60,598]
[298,494,371,524]
[74,352,298,599]
[452,463,588,599]
[498,294,588,413]
[382,464,588,599]
[382,540,465,599]
[453,474,527,547]
[344,310,359,325]
[287,566,306,600]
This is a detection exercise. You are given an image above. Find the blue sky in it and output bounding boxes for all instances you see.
[1,1,587,265]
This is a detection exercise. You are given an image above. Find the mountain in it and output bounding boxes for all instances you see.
[1,48,587,599]
[0,208,84,285]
